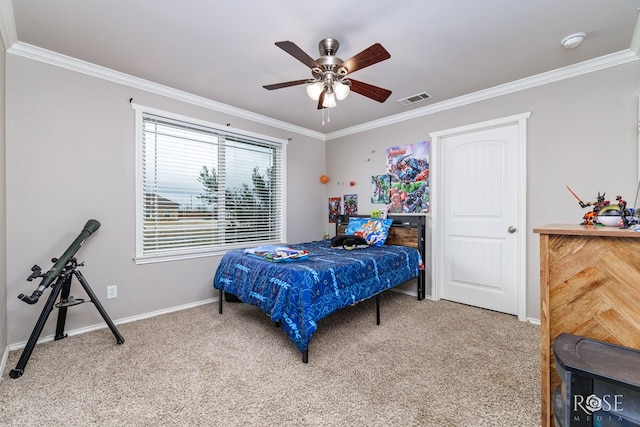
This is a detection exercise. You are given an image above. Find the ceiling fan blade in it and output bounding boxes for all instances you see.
[275,41,319,69]
[317,91,326,109]
[263,79,309,90]
[341,43,390,74]
[349,79,392,103]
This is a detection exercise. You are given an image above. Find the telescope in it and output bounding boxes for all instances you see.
[10,219,124,379]
[18,219,101,304]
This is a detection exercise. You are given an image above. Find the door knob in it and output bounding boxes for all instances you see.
[508,226,517,233]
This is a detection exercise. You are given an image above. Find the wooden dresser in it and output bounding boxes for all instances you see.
[534,224,640,427]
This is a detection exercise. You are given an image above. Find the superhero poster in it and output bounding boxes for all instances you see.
[371,175,390,204]
[343,194,358,216]
[386,141,429,213]
[328,197,341,223]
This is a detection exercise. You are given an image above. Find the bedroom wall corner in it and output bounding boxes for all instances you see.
[285,136,327,244]
[0,24,8,377]
[324,137,433,299]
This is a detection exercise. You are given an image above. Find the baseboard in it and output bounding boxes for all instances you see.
[5,292,531,363]
[7,297,216,352]
[0,344,8,383]
[391,287,434,301]
[6,289,431,352]
[526,317,541,326]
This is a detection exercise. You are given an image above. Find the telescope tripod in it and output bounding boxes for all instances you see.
[10,258,124,379]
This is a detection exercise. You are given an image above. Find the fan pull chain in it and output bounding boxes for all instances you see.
[322,108,331,126]
[321,106,332,126]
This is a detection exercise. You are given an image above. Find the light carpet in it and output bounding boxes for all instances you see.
[0,292,540,426]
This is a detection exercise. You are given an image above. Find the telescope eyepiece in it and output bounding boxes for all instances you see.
[18,290,42,304]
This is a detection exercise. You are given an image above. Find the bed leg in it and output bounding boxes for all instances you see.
[302,350,308,363]
[376,294,381,325]
[218,289,223,314]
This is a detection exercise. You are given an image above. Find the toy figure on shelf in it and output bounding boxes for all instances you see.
[615,195,637,228]
[566,186,610,225]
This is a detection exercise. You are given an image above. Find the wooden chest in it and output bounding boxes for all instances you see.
[534,224,640,426]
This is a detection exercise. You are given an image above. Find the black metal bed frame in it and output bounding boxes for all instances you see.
[335,213,427,300]
[218,213,427,363]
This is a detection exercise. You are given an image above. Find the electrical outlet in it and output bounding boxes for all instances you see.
[107,285,117,299]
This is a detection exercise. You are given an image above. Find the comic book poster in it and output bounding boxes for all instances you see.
[371,175,390,204]
[386,141,429,213]
[343,194,358,216]
[328,197,341,223]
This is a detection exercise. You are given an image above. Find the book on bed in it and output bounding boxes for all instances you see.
[243,245,309,262]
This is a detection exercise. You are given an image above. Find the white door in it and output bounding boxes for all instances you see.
[430,113,529,319]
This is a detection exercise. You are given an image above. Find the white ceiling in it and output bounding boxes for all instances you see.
[6,0,640,135]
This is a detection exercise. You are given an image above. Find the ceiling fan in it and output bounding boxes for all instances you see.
[263,38,392,109]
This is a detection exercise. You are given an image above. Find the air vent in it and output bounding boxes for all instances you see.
[398,91,432,106]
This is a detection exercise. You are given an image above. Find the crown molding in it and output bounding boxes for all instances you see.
[0,0,17,50]
[7,42,327,141]
[631,12,640,57]
[4,39,639,143]
[326,49,640,140]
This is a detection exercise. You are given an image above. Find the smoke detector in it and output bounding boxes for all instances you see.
[561,32,586,49]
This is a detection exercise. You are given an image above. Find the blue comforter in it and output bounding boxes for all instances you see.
[213,239,423,354]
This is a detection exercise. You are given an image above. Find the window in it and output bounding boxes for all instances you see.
[133,105,286,263]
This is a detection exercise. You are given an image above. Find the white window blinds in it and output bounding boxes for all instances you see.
[135,108,285,261]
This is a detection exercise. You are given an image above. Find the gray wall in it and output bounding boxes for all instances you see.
[5,54,326,345]
[325,61,640,320]
[3,46,639,348]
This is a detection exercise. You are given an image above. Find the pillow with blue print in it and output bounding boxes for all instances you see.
[344,217,393,247]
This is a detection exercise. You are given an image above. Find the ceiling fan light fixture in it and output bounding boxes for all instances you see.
[334,81,350,100]
[322,92,337,108]
[264,38,391,117]
[306,81,324,100]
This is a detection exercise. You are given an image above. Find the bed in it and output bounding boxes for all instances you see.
[213,214,426,362]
